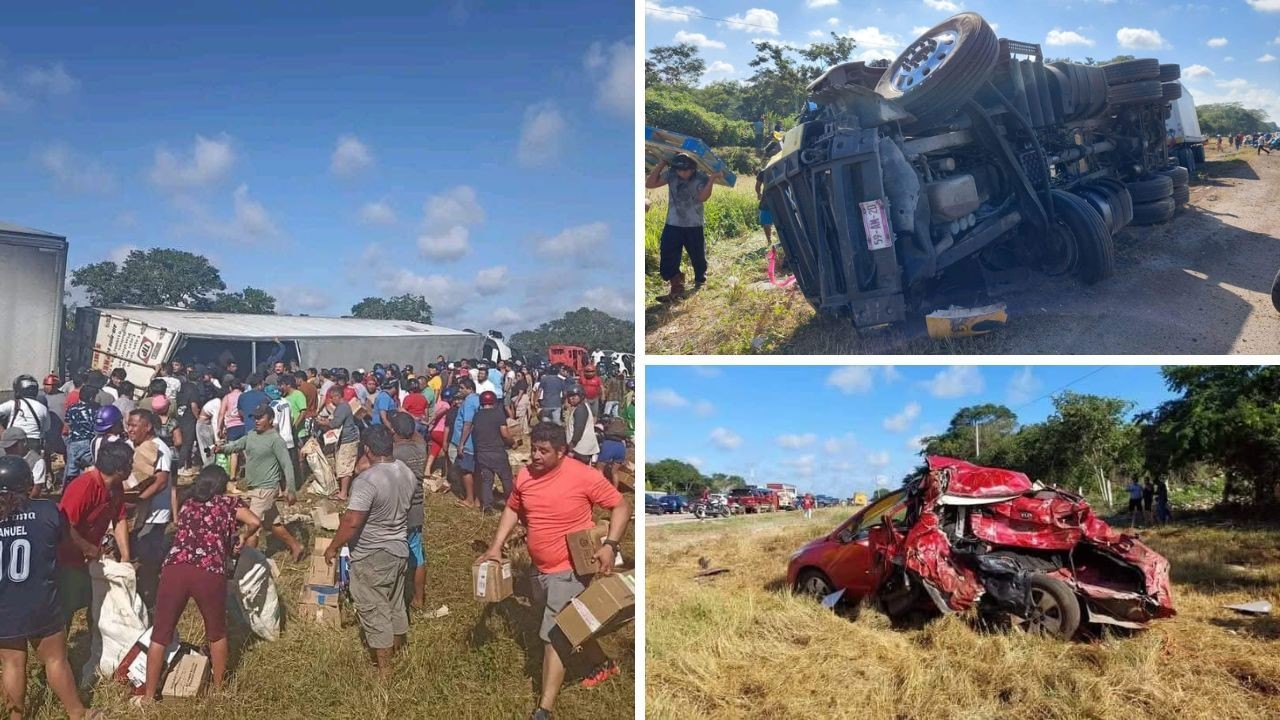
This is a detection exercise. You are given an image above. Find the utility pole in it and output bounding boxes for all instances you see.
[973,419,981,458]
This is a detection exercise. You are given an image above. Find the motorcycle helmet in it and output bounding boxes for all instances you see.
[0,455,33,494]
[441,387,457,401]
[566,384,584,398]
[94,405,124,433]
[11,374,39,399]
[625,379,636,389]
[381,378,399,391]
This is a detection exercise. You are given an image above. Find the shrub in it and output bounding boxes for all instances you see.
[712,146,762,176]
[647,87,755,147]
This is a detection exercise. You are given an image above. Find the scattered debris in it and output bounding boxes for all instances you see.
[925,303,1008,339]
[428,605,450,619]
[821,588,846,610]
[1224,600,1272,616]
[694,567,730,580]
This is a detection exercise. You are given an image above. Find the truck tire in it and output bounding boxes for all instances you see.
[1155,165,1189,188]
[1177,146,1197,175]
[1272,268,1280,313]
[1108,79,1163,105]
[1132,197,1176,225]
[1161,82,1182,102]
[1172,184,1191,207]
[1192,144,1206,164]
[1051,189,1115,284]
[1158,63,1181,82]
[1013,574,1082,639]
[1124,175,1174,203]
[876,12,999,131]
[1103,57,1160,85]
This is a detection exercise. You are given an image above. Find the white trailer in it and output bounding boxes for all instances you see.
[1166,82,1206,170]
[0,222,67,400]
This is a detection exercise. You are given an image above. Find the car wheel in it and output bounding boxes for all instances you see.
[1132,197,1177,225]
[1124,175,1174,204]
[875,12,1000,132]
[1051,189,1115,284]
[1108,79,1163,105]
[1158,63,1181,82]
[1102,57,1160,85]
[795,569,836,599]
[1013,574,1081,639]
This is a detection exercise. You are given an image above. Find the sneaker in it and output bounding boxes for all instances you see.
[529,708,552,720]
[580,660,620,688]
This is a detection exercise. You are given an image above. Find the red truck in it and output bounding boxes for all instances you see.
[728,487,780,514]
[548,344,590,376]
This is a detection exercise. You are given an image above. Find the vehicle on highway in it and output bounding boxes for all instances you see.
[786,456,1175,638]
[767,482,798,510]
[658,494,689,514]
[692,496,731,520]
[645,494,663,515]
[762,11,1197,331]
[727,487,780,514]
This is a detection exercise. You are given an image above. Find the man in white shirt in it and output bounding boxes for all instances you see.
[126,408,174,608]
[475,368,498,396]
[0,375,49,442]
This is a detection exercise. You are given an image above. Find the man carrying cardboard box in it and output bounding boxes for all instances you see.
[475,422,630,720]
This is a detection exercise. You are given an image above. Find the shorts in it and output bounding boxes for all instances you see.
[226,424,247,441]
[244,487,283,526]
[151,563,227,646]
[429,428,446,457]
[408,527,424,566]
[58,566,93,625]
[1128,498,1142,513]
[456,453,475,473]
[349,550,408,650]
[598,439,626,464]
[759,206,774,226]
[531,570,588,643]
[335,440,359,478]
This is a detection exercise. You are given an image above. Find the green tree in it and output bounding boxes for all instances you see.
[1039,392,1137,505]
[920,404,1018,462]
[207,287,277,314]
[1196,102,1277,136]
[71,248,225,308]
[646,459,705,494]
[509,307,634,357]
[646,43,707,87]
[349,294,434,324]
[706,472,747,493]
[746,33,857,118]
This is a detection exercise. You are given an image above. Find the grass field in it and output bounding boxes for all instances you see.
[9,467,635,720]
[646,507,1280,720]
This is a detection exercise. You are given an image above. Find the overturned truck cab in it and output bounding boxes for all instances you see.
[761,12,1190,330]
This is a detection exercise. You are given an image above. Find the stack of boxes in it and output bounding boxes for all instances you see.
[299,537,341,627]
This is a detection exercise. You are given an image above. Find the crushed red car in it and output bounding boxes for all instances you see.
[786,456,1175,638]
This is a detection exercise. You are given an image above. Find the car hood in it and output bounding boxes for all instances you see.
[927,455,1033,498]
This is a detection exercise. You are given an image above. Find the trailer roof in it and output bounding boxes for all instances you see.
[0,221,67,249]
[91,306,479,340]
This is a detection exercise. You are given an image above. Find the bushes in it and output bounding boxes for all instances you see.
[645,189,761,276]
[647,87,755,147]
[712,146,762,176]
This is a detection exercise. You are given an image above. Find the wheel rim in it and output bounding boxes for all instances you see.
[889,30,959,92]
[1019,588,1064,635]
[1040,222,1078,276]
[803,575,832,596]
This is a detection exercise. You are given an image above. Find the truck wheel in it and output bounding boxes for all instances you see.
[1013,574,1081,639]
[795,569,836,599]
[1051,189,1115,284]
[1108,79,1163,105]
[1177,147,1197,175]
[1132,197,1177,225]
[1172,184,1191,207]
[876,12,999,132]
[1155,165,1189,188]
[1102,57,1160,85]
[1158,63,1181,82]
[1124,175,1174,204]
[1192,144,1206,164]
[1272,268,1280,313]
[1161,82,1182,102]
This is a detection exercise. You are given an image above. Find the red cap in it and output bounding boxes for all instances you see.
[43,374,60,385]
[479,391,498,407]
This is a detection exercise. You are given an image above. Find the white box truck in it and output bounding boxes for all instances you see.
[1166,82,1206,172]
[0,222,67,400]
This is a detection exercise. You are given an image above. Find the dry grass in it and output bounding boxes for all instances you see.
[10,466,635,720]
[646,509,1280,720]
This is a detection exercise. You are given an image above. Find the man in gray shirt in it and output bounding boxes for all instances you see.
[324,425,415,681]
[644,151,723,302]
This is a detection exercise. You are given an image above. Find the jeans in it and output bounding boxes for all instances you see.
[64,438,94,482]
[659,223,707,282]
[540,407,562,424]
[476,450,513,509]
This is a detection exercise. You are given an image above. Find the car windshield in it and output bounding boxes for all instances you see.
[729,488,754,497]
[850,490,908,533]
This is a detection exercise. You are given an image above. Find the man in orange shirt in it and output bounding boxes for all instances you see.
[476,422,630,720]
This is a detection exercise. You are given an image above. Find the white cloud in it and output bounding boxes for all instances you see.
[416,225,470,260]
[22,63,77,96]
[536,221,610,255]
[107,245,137,264]
[645,2,700,21]
[176,184,280,243]
[883,401,921,432]
[228,184,279,240]
[923,0,958,10]
[651,389,689,408]
[330,134,374,177]
[857,48,897,63]
[823,433,857,454]
[425,185,484,227]
[474,266,509,294]
[359,200,396,225]
[783,455,817,478]
[1273,34,1280,44]
[37,143,115,194]
[912,25,933,36]
[1224,56,1235,62]
[1206,37,1229,48]
[584,40,633,116]
[1217,77,1251,90]
[149,134,235,191]
[491,307,523,326]
[882,366,903,382]
[826,366,875,394]
[579,286,633,317]
[686,456,706,470]
[1046,29,1095,47]
[709,427,742,449]
[724,9,780,35]
[1006,367,1042,405]
[922,366,984,398]
[907,433,929,451]
[674,30,725,49]
[273,286,330,314]
[114,212,137,229]
[866,450,891,469]
[777,433,818,448]
[829,17,841,27]
[517,101,566,167]
[1116,27,1168,49]
[705,61,736,75]
[1246,0,1280,11]
[694,400,715,417]
[378,270,472,320]
[841,26,901,49]
[1183,64,1214,80]
[807,0,839,7]
[691,367,721,378]
[1259,54,1277,63]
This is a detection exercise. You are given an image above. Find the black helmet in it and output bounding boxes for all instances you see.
[0,455,33,494]
[11,375,38,400]
[670,153,696,171]
[566,383,585,397]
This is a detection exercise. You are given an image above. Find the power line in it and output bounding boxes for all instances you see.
[1014,366,1109,412]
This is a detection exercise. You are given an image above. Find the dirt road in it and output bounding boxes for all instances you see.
[646,149,1280,355]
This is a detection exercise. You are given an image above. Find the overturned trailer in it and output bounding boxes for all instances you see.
[72,307,486,389]
[762,12,1196,330]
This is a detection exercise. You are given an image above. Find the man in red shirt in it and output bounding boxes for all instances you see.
[401,379,429,427]
[579,366,603,417]
[56,441,134,626]
[476,422,630,720]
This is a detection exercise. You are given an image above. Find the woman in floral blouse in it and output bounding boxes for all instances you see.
[139,465,261,703]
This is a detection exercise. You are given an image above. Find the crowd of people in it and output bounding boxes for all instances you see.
[1214,131,1278,154]
[0,352,636,720]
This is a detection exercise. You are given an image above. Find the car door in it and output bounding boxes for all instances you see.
[827,492,907,598]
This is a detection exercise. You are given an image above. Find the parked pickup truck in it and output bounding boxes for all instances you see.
[766,482,798,510]
[728,487,780,514]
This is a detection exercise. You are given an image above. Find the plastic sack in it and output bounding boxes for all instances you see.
[302,437,337,497]
[82,559,150,687]
[228,547,281,641]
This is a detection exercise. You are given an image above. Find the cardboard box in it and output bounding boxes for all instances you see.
[554,571,636,649]
[298,584,341,627]
[308,538,334,586]
[162,650,210,698]
[473,560,514,602]
[567,526,608,576]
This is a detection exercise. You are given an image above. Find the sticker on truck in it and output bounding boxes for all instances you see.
[859,199,893,251]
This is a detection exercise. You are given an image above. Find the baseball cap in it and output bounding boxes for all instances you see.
[479,391,498,407]
[251,404,273,419]
[43,373,60,386]
[0,427,26,450]
[150,395,171,414]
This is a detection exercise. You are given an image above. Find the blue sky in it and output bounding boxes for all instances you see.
[0,2,634,332]
[647,365,1182,499]
[645,0,1280,120]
